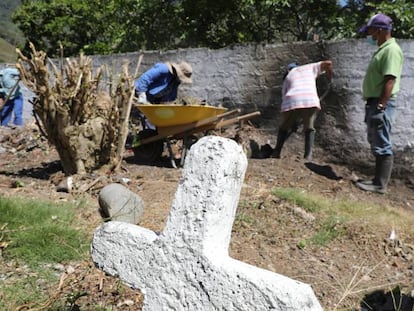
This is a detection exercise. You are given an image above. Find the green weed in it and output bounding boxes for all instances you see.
[311,215,346,246]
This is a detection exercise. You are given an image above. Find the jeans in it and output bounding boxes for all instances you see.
[1,95,23,126]
[365,98,396,156]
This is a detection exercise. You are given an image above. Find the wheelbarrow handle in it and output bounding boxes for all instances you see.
[215,111,261,128]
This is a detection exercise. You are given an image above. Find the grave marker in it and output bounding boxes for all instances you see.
[91,136,323,310]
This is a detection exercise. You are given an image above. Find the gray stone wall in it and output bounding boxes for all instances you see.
[4,39,414,175]
[91,42,325,127]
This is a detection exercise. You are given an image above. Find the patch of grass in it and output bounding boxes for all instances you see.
[234,211,254,226]
[272,187,412,246]
[311,215,346,246]
[272,187,323,213]
[0,270,56,310]
[234,200,257,228]
[0,196,90,309]
[0,196,89,266]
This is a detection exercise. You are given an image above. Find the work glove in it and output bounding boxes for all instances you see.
[137,92,148,104]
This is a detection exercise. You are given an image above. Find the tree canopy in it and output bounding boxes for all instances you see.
[11,0,414,58]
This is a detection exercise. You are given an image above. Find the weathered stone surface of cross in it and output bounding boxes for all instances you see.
[91,136,323,310]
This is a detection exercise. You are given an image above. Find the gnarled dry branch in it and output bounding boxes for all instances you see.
[16,43,140,175]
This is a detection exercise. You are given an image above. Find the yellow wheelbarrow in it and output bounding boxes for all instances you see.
[126,104,260,167]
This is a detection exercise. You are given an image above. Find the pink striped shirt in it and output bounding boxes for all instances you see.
[281,62,322,112]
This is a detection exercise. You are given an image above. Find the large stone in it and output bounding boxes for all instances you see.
[91,136,323,310]
[98,183,144,224]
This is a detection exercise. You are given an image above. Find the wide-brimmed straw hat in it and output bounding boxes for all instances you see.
[171,61,193,84]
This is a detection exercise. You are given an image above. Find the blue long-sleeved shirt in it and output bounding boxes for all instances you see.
[134,63,180,103]
[0,67,21,100]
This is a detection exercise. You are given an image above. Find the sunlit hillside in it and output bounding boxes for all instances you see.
[0,0,24,63]
[0,37,18,64]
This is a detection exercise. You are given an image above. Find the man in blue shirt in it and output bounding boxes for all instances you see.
[134,61,192,130]
[135,61,192,104]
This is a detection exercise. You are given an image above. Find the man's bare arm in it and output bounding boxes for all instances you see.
[321,60,333,80]
[379,75,396,109]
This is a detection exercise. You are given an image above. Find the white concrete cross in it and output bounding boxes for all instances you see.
[91,136,323,311]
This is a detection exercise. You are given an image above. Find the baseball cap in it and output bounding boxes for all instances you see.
[359,13,393,33]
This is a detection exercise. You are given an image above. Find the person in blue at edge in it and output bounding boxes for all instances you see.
[134,61,193,129]
[0,67,24,127]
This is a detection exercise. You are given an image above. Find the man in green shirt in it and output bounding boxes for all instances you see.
[356,13,404,194]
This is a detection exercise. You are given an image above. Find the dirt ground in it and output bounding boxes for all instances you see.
[1,122,414,311]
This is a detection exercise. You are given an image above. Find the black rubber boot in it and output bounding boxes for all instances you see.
[356,155,393,194]
[378,155,393,190]
[272,129,289,158]
[304,129,315,161]
[358,156,381,186]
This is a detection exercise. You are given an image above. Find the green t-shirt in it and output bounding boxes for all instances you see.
[362,38,404,99]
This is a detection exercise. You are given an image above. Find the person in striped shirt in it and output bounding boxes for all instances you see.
[272,60,333,160]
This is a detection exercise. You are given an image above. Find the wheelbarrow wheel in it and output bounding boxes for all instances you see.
[132,129,164,164]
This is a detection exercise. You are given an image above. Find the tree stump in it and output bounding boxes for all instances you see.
[16,43,137,175]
